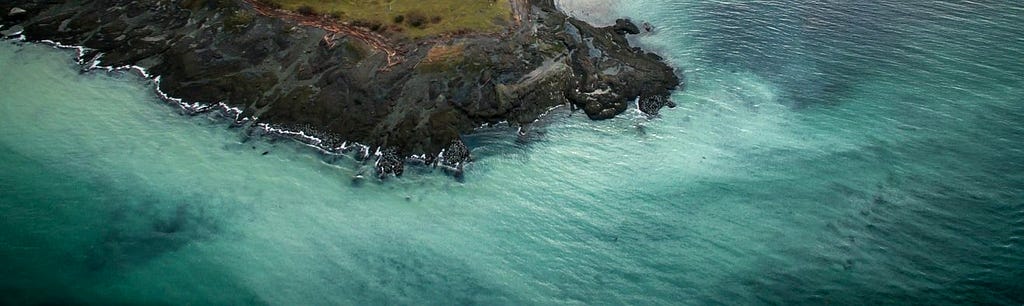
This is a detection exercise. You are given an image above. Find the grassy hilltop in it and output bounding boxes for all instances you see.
[262,0,512,38]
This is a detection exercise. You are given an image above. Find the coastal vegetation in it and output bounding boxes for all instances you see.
[258,0,513,38]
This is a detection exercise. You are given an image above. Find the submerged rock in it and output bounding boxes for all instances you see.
[8,7,26,16]
[0,0,681,178]
[642,22,654,32]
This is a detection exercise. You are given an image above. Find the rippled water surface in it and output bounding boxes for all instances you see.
[2,0,1023,304]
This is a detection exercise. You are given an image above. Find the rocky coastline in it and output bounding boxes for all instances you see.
[0,0,681,178]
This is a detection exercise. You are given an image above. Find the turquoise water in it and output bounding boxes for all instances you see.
[2,0,1023,304]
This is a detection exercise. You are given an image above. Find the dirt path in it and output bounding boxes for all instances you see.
[244,0,404,68]
[510,0,528,27]
[243,0,528,69]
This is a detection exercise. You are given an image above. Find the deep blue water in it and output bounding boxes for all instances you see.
[1,0,1023,304]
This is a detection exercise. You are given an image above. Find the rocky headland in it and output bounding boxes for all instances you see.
[0,0,681,178]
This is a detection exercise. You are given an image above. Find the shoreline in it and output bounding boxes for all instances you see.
[1,0,681,179]
[2,37,486,179]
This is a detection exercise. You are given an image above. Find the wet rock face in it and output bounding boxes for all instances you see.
[539,13,680,120]
[439,139,471,179]
[1,25,23,37]
[441,139,471,169]
[375,149,405,179]
[1,0,681,178]
[612,18,641,35]
[639,95,678,116]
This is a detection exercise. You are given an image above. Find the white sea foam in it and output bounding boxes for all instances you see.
[15,29,618,175]
[5,1,1024,304]
[46,39,470,170]
[555,0,623,27]
[27,38,403,163]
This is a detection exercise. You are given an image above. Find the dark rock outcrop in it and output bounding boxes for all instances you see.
[612,18,641,35]
[0,0,681,178]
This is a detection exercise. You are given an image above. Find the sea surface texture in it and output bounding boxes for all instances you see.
[1,0,1023,304]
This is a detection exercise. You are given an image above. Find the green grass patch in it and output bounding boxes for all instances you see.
[260,0,512,38]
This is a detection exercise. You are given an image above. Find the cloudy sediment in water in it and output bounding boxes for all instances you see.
[554,0,622,26]
[2,0,1023,304]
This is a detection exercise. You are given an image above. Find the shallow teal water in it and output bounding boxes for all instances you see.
[2,1,1023,304]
